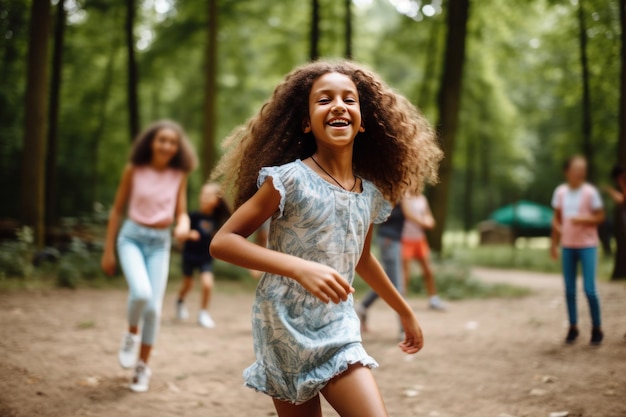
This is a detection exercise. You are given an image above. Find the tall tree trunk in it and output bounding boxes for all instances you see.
[428,0,470,253]
[91,35,119,205]
[613,0,626,280]
[202,0,218,179]
[310,0,320,61]
[462,136,475,240]
[20,0,51,247]
[344,0,352,59]
[416,18,442,111]
[480,135,494,216]
[126,0,140,141]
[578,0,594,180]
[45,0,65,229]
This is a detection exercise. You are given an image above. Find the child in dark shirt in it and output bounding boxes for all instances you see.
[176,183,230,328]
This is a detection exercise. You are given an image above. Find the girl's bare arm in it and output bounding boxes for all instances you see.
[571,209,605,226]
[355,225,423,353]
[173,175,191,242]
[423,199,436,229]
[604,185,624,205]
[101,165,133,275]
[210,179,353,304]
[619,175,626,197]
[549,208,561,260]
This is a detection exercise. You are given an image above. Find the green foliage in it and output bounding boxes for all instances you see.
[452,245,562,273]
[0,0,29,217]
[55,237,104,288]
[0,223,111,289]
[2,0,623,258]
[55,260,81,289]
[0,226,35,279]
[450,244,615,278]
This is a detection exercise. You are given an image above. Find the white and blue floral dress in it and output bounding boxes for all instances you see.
[243,159,391,404]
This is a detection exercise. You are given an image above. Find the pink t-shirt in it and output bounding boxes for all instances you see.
[551,183,603,248]
[128,166,184,226]
[402,195,429,241]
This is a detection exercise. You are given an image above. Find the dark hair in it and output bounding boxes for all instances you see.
[213,199,231,227]
[611,165,625,181]
[562,155,586,172]
[212,60,442,208]
[129,120,198,173]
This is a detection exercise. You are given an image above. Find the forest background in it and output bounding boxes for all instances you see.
[2,0,626,279]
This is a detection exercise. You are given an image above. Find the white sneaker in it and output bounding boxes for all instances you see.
[118,332,140,369]
[176,300,189,321]
[198,310,215,328]
[129,360,151,393]
[428,295,447,311]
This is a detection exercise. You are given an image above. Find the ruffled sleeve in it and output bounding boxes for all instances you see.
[368,182,392,224]
[257,166,288,219]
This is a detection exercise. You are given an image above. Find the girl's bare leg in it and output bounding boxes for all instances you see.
[200,271,214,310]
[139,344,152,363]
[178,277,193,301]
[402,258,411,296]
[272,395,322,417]
[416,257,436,296]
[321,364,388,417]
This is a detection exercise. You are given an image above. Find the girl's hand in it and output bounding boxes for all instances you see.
[549,245,559,261]
[188,230,201,241]
[570,215,594,225]
[399,314,424,354]
[101,250,117,276]
[293,260,355,304]
[174,224,190,243]
[422,216,435,230]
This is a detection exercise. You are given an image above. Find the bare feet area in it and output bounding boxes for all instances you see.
[1,268,624,417]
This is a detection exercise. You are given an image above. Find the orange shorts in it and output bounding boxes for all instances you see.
[402,239,430,260]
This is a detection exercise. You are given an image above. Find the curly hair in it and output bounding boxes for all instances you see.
[129,120,198,173]
[211,60,442,208]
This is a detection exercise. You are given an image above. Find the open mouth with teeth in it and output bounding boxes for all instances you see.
[327,118,351,127]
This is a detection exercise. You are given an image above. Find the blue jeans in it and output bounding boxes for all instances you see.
[361,237,404,329]
[117,220,171,345]
[561,246,601,328]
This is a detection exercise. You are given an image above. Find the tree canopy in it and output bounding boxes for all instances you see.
[0,0,623,258]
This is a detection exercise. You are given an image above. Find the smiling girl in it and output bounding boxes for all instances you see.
[210,61,442,417]
[550,155,605,346]
[101,120,197,392]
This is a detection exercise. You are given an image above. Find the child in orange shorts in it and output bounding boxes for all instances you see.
[402,193,445,310]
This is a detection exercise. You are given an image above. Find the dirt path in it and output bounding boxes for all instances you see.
[1,269,625,417]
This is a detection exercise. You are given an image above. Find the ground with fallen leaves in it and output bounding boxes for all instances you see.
[0,268,625,417]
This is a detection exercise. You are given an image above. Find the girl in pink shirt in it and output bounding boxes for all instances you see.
[101,120,197,391]
[550,156,605,346]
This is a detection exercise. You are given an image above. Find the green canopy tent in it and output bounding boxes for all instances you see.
[489,200,553,238]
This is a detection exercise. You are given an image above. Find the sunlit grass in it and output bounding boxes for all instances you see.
[443,230,615,280]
